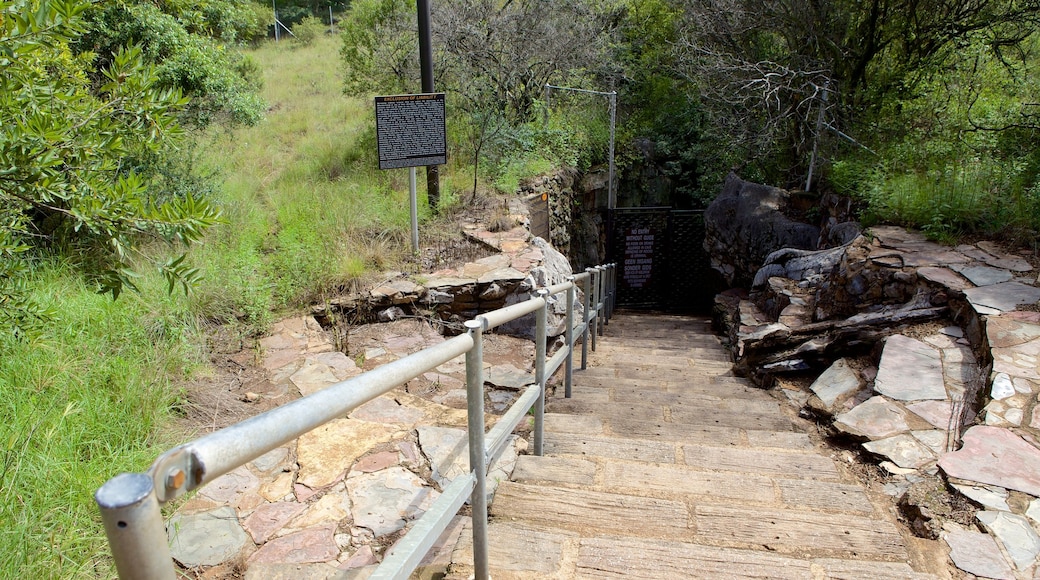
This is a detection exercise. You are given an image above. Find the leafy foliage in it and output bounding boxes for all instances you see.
[0,0,224,337]
[77,0,267,126]
[339,0,417,96]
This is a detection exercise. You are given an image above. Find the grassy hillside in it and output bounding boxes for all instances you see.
[0,34,454,578]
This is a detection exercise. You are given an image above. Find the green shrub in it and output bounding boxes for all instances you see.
[292,16,326,47]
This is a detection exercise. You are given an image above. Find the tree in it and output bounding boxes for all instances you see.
[0,0,222,338]
[673,0,1040,188]
[433,0,613,122]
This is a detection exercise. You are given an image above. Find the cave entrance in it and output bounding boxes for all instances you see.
[607,208,716,313]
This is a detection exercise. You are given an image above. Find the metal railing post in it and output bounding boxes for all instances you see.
[607,263,616,321]
[596,266,606,337]
[583,268,594,359]
[533,289,548,456]
[464,319,490,580]
[593,265,600,335]
[564,278,575,398]
[95,473,177,580]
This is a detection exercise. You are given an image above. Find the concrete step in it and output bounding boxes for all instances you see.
[489,481,689,539]
[446,312,941,578]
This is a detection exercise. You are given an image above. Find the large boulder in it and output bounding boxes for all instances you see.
[703,173,820,287]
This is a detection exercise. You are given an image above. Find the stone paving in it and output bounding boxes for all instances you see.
[168,315,536,579]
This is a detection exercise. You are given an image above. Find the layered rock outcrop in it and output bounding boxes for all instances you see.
[703,173,820,287]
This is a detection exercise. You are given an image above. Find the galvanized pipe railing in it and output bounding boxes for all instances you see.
[95,263,616,580]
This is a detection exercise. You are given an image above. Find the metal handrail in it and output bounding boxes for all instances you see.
[95,263,616,580]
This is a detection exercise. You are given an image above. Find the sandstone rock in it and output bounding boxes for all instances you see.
[169,506,251,567]
[938,425,1040,496]
[296,419,401,490]
[247,523,339,565]
[951,483,1011,511]
[243,502,308,544]
[808,358,863,413]
[976,510,1040,570]
[943,526,1014,580]
[703,173,819,287]
[862,434,936,469]
[834,396,911,439]
[874,335,947,401]
[347,466,436,536]
[965,281,1040,313]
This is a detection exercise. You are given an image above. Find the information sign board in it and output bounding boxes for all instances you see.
[374,93,446,170]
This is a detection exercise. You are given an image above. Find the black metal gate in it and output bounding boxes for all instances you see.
[608,208,714,312]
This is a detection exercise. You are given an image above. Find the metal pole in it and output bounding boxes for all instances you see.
[464,320,489,580]
[564,278,575,398]
[95,473,177,580]
[597,266,606,337]
[608,92,617,210]
[416,0,439,209]
[543,84,550,130]
[272,0,279,41]
[805,84,828,192]
[582,268,592,367]
[409,167,419,253]
[329,6,334,32]
[533,289,548,456]
[590,268,599,351]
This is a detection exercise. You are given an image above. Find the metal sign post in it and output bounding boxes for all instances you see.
[374,93,447,253]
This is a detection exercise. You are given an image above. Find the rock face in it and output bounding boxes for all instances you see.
[716,220,1040,579]
[703,173,819,287]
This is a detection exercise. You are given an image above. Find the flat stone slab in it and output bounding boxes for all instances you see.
[348,396,425,425]
[918,266,973,291]
[835,396,911,439]
[417,426,517,496]
[169,506,250,567]
[243,502,308,544]
[296,419,401,490]
[348,466,436,537]
[694,504,907,559]
[987,314,1040,348]
[810,357,863,409]
[451,521,575,576]
[964,281,1040,313]
[977,510,1040,570]
[944,527,1014,579]
[575,536,814,579]
[512,455,597,486]
[602,461,777,503]
[247,523,339,565]
[906,400,956,430]
[198,466,260,504]
[959,265,1014,287]
[874,335,947,401]
[938,425,1040,496]
[546,433,676,464]
[863,434,936,469]
[682,444,841,481]
[774,478,876,515]
[490,482,689,537]
[484,363,533,389]
[951,483,1010,511]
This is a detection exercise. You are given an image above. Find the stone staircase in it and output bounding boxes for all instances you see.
[446,312,946,579]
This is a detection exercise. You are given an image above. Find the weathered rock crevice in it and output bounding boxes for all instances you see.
[705,176,1040,578]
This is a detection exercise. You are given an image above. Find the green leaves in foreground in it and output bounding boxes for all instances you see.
[0,0,223,336]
